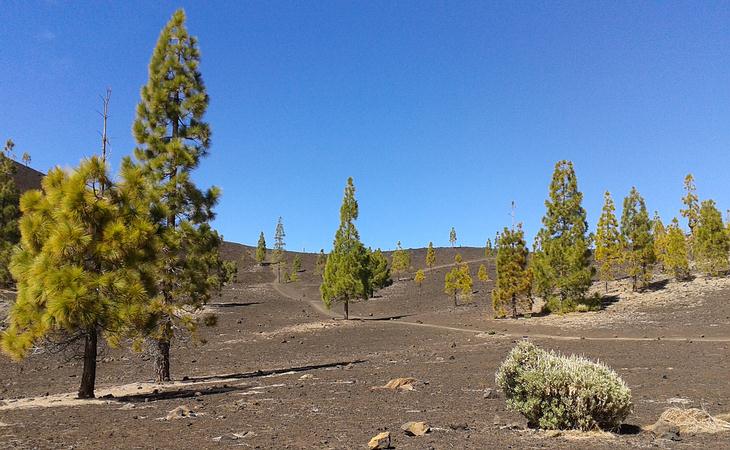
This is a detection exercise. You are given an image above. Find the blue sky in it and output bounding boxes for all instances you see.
[2,1,729,251]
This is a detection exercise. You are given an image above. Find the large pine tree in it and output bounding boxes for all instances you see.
[492,225,531,318]
[531,161,592,310]
[694,200,729,276]
[620,187,654,290]
[0,140,20,287]
[132,9,225,382]
[1,158,158,398]
[321,177,368,319]
[594,191,623,292]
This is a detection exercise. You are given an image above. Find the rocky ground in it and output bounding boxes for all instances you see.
[1,243,730,449]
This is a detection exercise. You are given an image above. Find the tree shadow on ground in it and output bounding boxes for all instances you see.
[184,360,367,383]
[208,302,261,308]
[110,385,248,403]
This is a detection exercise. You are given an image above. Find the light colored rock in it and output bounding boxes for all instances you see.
[166,405,196,420]
[368,431,391,449]
[401,421,430,436]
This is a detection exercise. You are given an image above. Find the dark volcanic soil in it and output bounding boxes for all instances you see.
[1,243,730,449]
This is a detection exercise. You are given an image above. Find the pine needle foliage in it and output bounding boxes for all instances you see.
[0,142,20,287]
[680,174,700,235]
[620,187,655,290]
[449,227,457,247]
[321,177,368,319]
[425,241,436,268]
[477,263,490,283]
[132,9,225,382]
[366,248,391,297]
[694,200,730,276]
[652,212,668,273]
[531,161,592,309]
[594,191,623,292]
[414,269,425,294]
[1,158,158,398]
[492,225,532,318]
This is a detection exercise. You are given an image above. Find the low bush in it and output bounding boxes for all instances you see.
[495,341,632,431]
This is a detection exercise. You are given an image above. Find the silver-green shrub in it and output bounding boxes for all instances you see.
[495,341,632,431]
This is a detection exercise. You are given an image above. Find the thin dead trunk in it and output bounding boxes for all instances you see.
[78,328,98,399]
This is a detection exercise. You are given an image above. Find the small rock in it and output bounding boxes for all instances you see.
[401,421,430,436]
[368,431,391,449]
[166,405,197,420]
[483,388,498,399]
[650,420,681,441]
[299,374,313,380]
[449,422,469,431]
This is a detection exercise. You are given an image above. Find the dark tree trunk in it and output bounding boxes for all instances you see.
[343,300,349,320]
[453,293,458,307]
[605,280,608,293]
[155,337,171,382]
[78,328,98,399]
[511,294,517,319]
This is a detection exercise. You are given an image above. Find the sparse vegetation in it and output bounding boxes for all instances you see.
[495,341,632,431]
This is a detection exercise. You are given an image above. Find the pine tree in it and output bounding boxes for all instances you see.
[594,191,623,293]
[449,227,457,247]
[652,212,668,274]
[492,225,532,318]
[321,177,368,319]
[391,241,411,274]
[292,254,302,273]
[664,218,690,280]
[414,269,425,295]
[425,241,436,268]
[620,187,655,290]
[444,254,473,306]
[531,161,592,310]
[255,231,266,265]
[680,174,700,235]
[694,200,730,276]
[478,263,490,283]
[1,158,158,398]
[273,217,286,282]
[366,248,391,296]
[0,142,20,288]
[21,152,30,167]
[132,9,225,382]
[315,249,327,277]
[485,238,493,257]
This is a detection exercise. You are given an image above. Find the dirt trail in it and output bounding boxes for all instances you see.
[270,264,730,343]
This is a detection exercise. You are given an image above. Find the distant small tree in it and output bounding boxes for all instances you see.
[652,212,667,274]
[620,187,654,291]
[680,174,700,236]
[391,241,411,274]
[492,225,532,318]
[694,200,730,276]
[315,249,327,277]
[255,231,267,265]
[321,177,368,319]
[366,248,391,296]
[21,152,30,167]
[664,218,690,280]
[449,227,457,247]
[444,254,473,306]
[425,241,436,268]
[3,139,15,159]
[594,192,623,293]
[292,254,302,273]
[485,238,493,257]
[478,263,490,283]
[274,217,286,282]
[288,259,299,282]
[414,269,425,295]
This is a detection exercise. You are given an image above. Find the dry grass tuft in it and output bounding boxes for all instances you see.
[650,407,730,434]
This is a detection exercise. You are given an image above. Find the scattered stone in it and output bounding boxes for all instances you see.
[374,377,417,391]
[367,431,391,449]
[212,431,253,442]
[299,374,313,380]
[483,388,498,399]
[650,420,681,441]
[401,421,430,436]
[166,405,197,420]
[500,422,523,431]
[449,422,468,431]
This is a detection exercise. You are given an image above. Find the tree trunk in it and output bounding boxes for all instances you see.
[343,300,349,320]
[78,328,97,399]
[155,337,171,382]
[511,294,517,319]
[453,293,458,307]
[605,280,609,293]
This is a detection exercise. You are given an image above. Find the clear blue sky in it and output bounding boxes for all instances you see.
[2,1,729,252]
